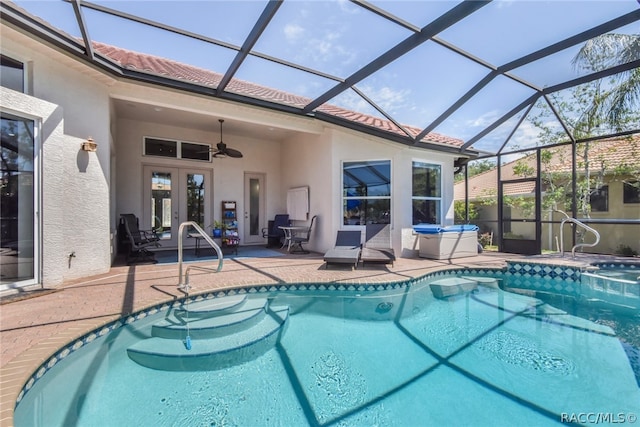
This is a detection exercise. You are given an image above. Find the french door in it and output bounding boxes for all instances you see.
[243,173,265,244]
[143,166,211,248]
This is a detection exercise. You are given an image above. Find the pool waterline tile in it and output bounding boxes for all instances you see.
[2,251,638,426]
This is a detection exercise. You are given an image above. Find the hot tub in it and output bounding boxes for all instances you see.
[414,224,479,260]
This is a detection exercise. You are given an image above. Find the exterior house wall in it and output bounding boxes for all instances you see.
[280,130,332,253]
[279,126,458,256]
[1,34,112,287]
[466,176,640,255]
[3,22,464,291]
[115,117,284,247]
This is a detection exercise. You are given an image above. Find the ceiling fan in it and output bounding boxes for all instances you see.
[209,119,243,158]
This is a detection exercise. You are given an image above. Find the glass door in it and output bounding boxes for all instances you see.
[1,113,38,289]
[243,173,265,244]
[144,166,211,248]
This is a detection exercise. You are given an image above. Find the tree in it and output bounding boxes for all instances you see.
[528,32,640,220]
[454,159,495,182]
[572,33,640,130]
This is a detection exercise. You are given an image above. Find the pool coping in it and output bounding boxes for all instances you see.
[2,263,501,425]
[2,255,638,426]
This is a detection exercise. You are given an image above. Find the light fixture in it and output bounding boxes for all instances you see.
[81,137,97,152]
[212,119,243,158]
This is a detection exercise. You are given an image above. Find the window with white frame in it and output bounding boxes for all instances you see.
[412,161,441,225]
[343,160,391,225]
[144,137,210,161]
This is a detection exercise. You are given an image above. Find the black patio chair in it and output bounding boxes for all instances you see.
[289,215,317,254]
[261,214,290,247]
[120,213,161,264]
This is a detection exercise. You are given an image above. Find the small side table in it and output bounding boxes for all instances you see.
[187,232,205,257]
[187,233,239,256]
[279,226,310,252]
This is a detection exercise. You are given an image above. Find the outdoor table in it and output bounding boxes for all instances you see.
[279,226,309,252]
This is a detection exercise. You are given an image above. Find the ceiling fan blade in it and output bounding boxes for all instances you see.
[225,148,243,158]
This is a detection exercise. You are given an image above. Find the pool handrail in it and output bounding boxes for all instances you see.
[177,221,223,290]
[555,210,601,258]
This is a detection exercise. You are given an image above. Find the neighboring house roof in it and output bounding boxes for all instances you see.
[92,42,463,149]
[454,136,640,200]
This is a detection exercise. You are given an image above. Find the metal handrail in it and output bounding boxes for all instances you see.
[555,210,601,258]
[177,221,223,290]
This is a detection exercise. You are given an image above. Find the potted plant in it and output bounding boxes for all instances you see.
[210,220,225,238]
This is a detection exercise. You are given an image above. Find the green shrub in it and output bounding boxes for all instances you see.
[615,244,638,257]
[478,232,493,248]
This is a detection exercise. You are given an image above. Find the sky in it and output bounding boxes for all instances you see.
[11,0,640,155]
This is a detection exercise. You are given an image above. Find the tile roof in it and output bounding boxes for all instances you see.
[92,42,463,148]
[454,136,640,200]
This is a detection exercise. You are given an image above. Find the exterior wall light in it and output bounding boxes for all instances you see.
[81,137,98,152]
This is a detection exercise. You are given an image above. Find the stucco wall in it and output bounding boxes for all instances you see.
[281,126,458,255]
[1,34,112,286]
[280,131,333,253]
[115,117,284,247]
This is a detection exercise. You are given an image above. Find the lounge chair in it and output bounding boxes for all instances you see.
[289,215,317,254]
[120,213,161,264]
[361,223,396,267]
[323,230,361,269]
[261,214,290,247]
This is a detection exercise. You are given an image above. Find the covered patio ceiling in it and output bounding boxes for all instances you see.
[2,0,639,157]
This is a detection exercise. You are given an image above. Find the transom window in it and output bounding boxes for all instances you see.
[412,161,442,225]
[1,55,24,93]
[143,137,210,161]
[342,160,391,225]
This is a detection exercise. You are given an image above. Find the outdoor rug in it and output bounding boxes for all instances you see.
[153,246,284,264]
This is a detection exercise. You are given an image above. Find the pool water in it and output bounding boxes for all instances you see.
[14,277,640,427]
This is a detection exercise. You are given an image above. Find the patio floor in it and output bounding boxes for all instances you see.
[0,248,632,425]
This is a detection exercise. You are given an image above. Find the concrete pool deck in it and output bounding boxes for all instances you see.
[1,249,636,426]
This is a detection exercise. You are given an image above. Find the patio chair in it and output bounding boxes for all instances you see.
[323,230,362,269]
[262,214,290,247]
[120,213,161,264]
[289,215,317,254]
[361,223,396,267]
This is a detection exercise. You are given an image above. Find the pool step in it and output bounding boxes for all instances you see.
[127,297,289,371]
[152,298,268,339]
[429,277,478,299]
[173,293,248,318]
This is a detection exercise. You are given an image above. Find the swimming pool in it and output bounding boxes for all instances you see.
[14,267,640,426]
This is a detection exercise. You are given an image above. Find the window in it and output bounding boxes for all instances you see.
[1,55,24,92]
[590,185,608,212]
[623,181,640,204]
[412,161,441,225]
[144,137,210,161]
[343,160,391,225]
